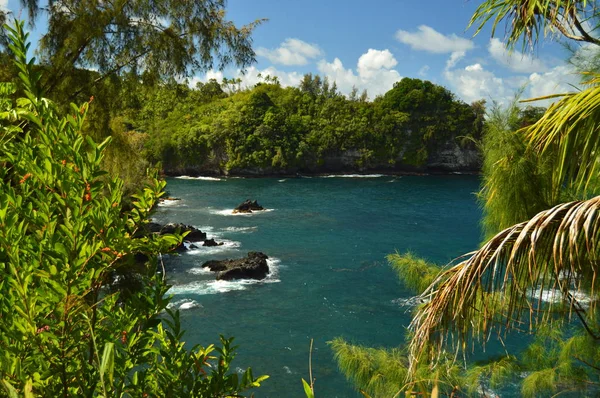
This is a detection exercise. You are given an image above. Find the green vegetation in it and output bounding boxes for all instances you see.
[0,21,266,397]
[7,0,600,396]
[131,75,484,175]
[333,1,600,397]
[1,2,485,180]
[1,0,263,192]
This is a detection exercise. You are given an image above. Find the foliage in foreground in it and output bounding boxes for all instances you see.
[0,21,267,397]
[404,1,600,397]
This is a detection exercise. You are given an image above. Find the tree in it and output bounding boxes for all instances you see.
[1,0,263,98]
[0,21,267,396]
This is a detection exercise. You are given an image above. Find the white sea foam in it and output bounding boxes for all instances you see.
[392,296,425,307]
[266,258,281,280]
[169,257,282,295]
[158,199,184,207]
[186,239,241,255]
[533,288,592,306]
[278,179,287,182]
[320,174,385,178]
[167,298,202,311]
[169,279,254,295]
[194,225,215,232]
[211,208,274,216]
[187,267,214,275]
[175,175,223,181]
[221,226,258,233]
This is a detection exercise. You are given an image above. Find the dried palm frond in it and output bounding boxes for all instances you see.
[409,195,600,373]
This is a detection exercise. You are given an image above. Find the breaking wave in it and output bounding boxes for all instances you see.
[169,258,281,295]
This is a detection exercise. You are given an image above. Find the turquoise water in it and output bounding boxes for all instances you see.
[153,175,482,397]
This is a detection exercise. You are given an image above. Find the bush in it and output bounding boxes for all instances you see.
[0,21,266,397]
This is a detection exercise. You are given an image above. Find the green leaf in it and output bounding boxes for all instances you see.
[302,379,314,398]
[100,342,115,386]
[24,379,33,398]
[1,380,19,398]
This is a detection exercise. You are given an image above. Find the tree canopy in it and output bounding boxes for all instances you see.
[2,0,263,97]
[130,75,483,175]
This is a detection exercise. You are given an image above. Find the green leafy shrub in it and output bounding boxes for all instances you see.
[0,21,266,397]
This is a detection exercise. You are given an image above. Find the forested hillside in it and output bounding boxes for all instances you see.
[126,75,486,175]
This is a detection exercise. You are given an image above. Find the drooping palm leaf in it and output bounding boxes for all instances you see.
[525,76,600,199]
[468,0,600,49]
[409,195,600,372]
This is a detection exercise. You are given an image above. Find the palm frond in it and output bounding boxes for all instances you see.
[409,195,600,372]
[526,76,600,199]
[469,0,600,50]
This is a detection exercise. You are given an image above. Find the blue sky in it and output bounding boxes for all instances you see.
[2,0,584,104]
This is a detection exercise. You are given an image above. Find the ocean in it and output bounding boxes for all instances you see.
[152,174,482,397]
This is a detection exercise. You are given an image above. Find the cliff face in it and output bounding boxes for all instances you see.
[163,140,480,176]
[425,140,481,172]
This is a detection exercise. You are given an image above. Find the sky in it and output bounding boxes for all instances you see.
[2,0,588,105]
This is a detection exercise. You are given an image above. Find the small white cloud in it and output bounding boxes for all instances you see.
[418,65,430,77]
[0,0,8,12]
[191,66,303,90]
[488,38,547,73]
[205,70,225,82]
[527,65,579,104]
[444,63,510,104]
[444,58,579,106]
[256,38,323,66]
[395,25,474,54]
[357,49,398,79]
[446,51,465,69]
[317,49,401,97]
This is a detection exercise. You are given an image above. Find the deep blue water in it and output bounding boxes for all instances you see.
[153,174,482,397]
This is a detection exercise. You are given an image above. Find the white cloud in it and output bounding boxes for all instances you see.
[256,38,323,66]
[191,66,303,90]
[527,65,579,104]
[317,49,401,97]
[418,65,430,77]
[204,70,224,82]
[357,49,398,79]
[444,63,511,104]
[444,59,579,106]
[488,38,547,73]
[193,49,401,98]
[395,25,474,54]
[0,0,8,12]
[446,51,465,69]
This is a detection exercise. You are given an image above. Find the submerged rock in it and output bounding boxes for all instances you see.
[233,199,264,214]
[203,238,224,247]
[202,252,269,280]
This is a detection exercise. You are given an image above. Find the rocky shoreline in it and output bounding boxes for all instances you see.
[149,222,272,281]
[165,169,480,179]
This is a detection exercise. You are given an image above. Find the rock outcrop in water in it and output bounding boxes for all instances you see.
[203,238,224,247]
[233,199,264,214]
[202,252,269,280]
